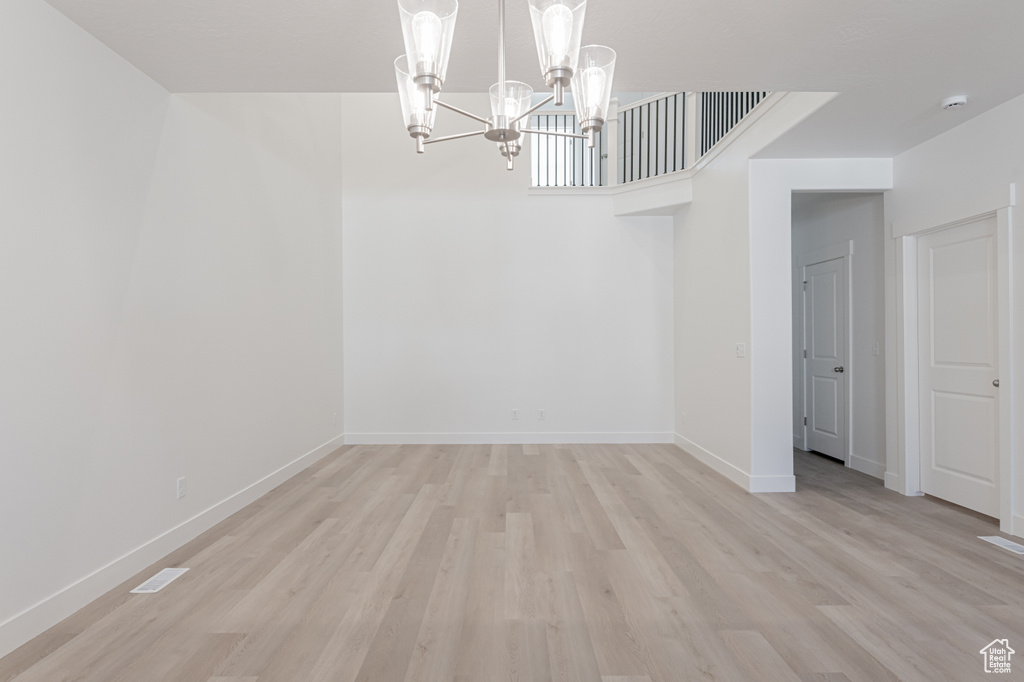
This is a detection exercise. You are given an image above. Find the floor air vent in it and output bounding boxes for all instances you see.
[979,536,1024,555]
[130,568,189,594]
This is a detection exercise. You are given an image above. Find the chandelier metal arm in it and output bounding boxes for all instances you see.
[423,129,489,145]
[498,0,506,97]
[509,94,556,127]
[434,99,492,126]
[523,128,588,140]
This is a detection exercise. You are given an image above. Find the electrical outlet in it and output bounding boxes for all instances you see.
[512,409,519,420]
[538,409,545,420]
[176,477,186,500]
[736,342,746,358]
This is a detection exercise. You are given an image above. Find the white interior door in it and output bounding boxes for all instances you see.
[918,216,1000,517]
[805,258,847,461]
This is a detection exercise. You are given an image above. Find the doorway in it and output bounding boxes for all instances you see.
[916,215,1001,517]
[791,193,886,479]
[802,256,848,461]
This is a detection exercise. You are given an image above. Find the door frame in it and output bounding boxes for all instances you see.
[893,207,1014,533]
[796,240,854,466]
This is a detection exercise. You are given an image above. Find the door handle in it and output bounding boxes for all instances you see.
[993,379,1000,387]
[834,367,845,373]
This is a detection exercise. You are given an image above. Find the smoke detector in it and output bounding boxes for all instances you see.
[941,95,968,110]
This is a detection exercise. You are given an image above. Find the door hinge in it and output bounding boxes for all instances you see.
[804,417,807,425]
[802,281,807,291]
[803,349,807,358]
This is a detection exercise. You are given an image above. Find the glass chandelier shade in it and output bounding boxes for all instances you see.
[391,0,615,165]
[395,56,437,134]
[489,81,534,121]
[571,45,616,131]
[527,0,587,80]
[397,0,458,89]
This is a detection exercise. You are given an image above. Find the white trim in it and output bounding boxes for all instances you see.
[674,434,750,489]
[797,240,855,467]
[793,434,803,447]
[997,207,1016,536]
[849,453,885,479]
[797,239,854,268]
[883,219,901,492]
[617,91,681,113]
[749,475,797,494]
[0,434,345,660]
[896,234,923,496]
[346,432,674,445]
[673,434,796,493]
[884,471,903,492]
[896,206,1016,533]
[893,182,1016,238]
[527,166,693,197]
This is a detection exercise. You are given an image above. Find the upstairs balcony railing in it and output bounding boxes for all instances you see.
[620,92,687,184]
[700,91,769,156]
[531,91,770,188]
[529,114,606,188]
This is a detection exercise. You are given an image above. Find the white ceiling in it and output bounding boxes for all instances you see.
[41,0,1024,157]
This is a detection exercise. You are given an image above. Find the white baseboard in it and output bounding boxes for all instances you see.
[1010,515,1024,540]
[344,432,674,445]
[748,475,797,493]
[884,471,902,492]
[0,434,345,660]
[849,453,885,480]
[673,433,750,489]
[672,434,796,493]
[793,434,803,448]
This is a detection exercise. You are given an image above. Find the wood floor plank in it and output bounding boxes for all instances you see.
[305,483,441,682]
[562,456,625,551]
[4,447,1023,682]
[544,571,603,682]
[504,512,536,620]
[350,503,458,682]
[402,517,479,682]
[501,619,550,682]
[453,532,506,682]
[570,548,649,678]
[719,630,803,682]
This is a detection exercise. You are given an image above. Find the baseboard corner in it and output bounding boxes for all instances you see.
[748,474,797,494]
[671,433,752,491]
[849,453,885,480]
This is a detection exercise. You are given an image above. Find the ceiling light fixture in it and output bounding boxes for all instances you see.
[394,0,616,170]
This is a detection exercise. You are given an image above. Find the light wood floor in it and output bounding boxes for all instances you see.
[3,444,1023,681]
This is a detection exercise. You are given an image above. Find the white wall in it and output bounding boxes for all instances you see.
[791,193,886,478]
[0,0,345,656]
[886,91,1024,535]
[672,93,865,492]
[342,94,674,443]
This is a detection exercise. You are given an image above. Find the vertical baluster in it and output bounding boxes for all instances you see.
[576,116,583,186]
[655,98,661,177]
[646,102,652,180]
[680,93,686,168]
[547,115,553,187]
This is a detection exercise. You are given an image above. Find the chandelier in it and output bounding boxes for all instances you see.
[394,0,617,170]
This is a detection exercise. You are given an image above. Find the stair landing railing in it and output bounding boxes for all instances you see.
[530,91,770,188]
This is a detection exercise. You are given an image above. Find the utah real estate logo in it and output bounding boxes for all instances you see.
[980,639,1014,674]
